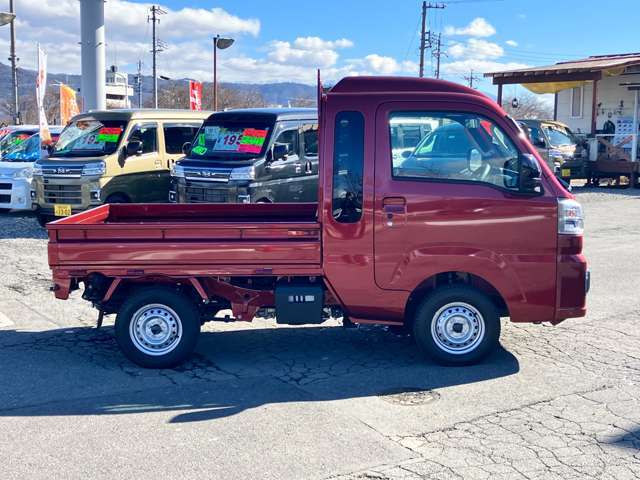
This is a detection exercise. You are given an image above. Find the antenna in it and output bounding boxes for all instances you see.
[148,5,166,109]
[419,2,446,78]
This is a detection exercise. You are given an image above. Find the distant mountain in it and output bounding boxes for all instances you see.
[0,62,316,111]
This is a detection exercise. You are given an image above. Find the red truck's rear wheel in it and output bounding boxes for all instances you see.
[413,286,500,366]
[115,287,201,368]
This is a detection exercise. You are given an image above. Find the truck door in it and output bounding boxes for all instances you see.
[373,103,559,321]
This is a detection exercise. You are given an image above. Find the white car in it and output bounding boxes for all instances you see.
[0,127,62,212]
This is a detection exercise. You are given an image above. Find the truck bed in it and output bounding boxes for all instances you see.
[47,203,322,271]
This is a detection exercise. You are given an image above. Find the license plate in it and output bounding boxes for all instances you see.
[561,168,571,178]
[54,204,72,217]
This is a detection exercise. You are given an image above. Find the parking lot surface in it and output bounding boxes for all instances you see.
[1,188,639,479]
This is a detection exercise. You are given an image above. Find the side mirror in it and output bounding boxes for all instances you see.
[518,154,543,194]
[272,143,287,161]
[534,138,546,148]
[401,150,412,159]
[182,141,192,155]
[126,140,143,156]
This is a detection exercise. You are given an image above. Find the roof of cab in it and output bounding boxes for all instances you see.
[206,107,317,122]
[329,76,487,98]
[71,109,213,122]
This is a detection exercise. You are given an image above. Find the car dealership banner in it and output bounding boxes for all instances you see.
[189,80,202,111]
[59,83,80,125]
[36,44,52,145]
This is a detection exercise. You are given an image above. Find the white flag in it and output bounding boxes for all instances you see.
[36,44,52,148]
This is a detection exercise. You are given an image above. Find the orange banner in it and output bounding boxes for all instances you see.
[60,83,80,125]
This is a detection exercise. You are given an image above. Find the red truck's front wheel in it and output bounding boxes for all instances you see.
[115,287,201,368]
[413,286,501,366]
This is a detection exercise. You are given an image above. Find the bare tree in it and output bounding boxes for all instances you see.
[501,91,554,120]
[146,82,266,111]
[0,86,61,125]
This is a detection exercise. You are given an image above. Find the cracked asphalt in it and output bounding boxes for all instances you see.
[0,187,639,479]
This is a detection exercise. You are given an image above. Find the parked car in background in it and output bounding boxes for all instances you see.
[0,128,63,212]
[518,119,586,179]
[32,109,209,225]
[0,125,40,157]
[170,108,318,204]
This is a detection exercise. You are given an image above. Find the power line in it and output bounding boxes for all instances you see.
[148,5,166,109]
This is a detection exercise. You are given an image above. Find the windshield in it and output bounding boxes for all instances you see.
[1,133,60,162]
[51,119,127,157]
[0,131,35,156]
[543,126,576,147]
[189,118,274,160]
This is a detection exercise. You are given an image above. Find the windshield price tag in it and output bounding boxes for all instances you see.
[238,128,267,154]
[97,127,122,143]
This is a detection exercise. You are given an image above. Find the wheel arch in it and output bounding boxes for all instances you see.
[404,271,509,327]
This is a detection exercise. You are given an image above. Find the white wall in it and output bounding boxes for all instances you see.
[556,73,640,134]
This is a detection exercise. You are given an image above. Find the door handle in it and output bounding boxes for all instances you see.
[382,197,406,227]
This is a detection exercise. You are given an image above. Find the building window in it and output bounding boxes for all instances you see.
[571,86,583,118]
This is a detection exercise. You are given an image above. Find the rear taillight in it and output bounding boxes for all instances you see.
[558,198,584,235]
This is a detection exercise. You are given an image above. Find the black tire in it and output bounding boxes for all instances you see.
[413,286,500,366]
[105,193,129,204]
[115,287,201,368]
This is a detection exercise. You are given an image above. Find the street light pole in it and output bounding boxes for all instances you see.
[8,0,19,124]
[212,35,234,112]
[213,35,217,111]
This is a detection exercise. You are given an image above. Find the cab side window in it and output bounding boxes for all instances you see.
[302,124,319,158]
[163,123,200,154]
[128,124,158,155]
[273,129,299,160]
[332,111,364,223]
[389,112,521,191]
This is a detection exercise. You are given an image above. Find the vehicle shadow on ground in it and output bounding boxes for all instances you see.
[606,427,640,451]
[0,324,519,423]
[0,212,47,239]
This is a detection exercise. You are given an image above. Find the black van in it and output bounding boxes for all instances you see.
[170,108,318,204]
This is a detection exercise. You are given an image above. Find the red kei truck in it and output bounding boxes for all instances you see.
[46,76,588,368]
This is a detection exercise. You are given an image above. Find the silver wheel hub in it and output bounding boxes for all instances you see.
[129,304,182,356]
[431,302,485,355]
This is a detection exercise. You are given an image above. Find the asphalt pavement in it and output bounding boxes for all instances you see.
[0,187,639,479]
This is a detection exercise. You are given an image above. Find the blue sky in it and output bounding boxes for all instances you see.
[3,0,640,96]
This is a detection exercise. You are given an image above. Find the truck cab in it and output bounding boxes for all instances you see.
[32,110,209,224]
[46,76,588,369]
[170,108,318,204]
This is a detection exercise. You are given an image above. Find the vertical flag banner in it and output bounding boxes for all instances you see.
[189,80,202,111]
[59,84,80,125]
[36,44,52,145]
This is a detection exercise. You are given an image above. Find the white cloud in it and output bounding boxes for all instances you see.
[266,36,354,68]
[447,39,504,60]
[0,0,416,86]
[505,40,518,47]
[441,59,529,76]
[444,17,496,37]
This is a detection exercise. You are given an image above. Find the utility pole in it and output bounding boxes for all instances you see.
[418,2,445,78]
[136,60,143,108]
[148,5,166,109]
[8,0,19,123]
[463,69,480,88]
[433,33,442,79]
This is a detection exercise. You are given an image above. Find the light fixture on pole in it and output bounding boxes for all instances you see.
[1,1,19,124]
[213,35,234,111]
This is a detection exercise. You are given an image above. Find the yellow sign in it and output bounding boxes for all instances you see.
[561,169,571,178]
[54,204,72,217]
